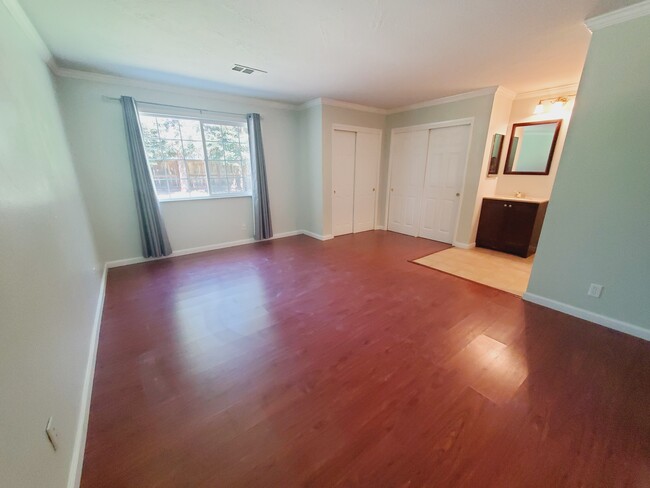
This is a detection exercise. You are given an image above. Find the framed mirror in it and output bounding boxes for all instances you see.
[504,120,562,175]
[487,133,504,175]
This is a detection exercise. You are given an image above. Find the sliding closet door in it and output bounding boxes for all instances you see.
[387,130,429,236]
[419,125,470,243]
[332,130,356,236]
[353,132,381,233]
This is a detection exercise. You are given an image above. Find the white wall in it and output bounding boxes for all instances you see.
[526,14,650,337]
[470,89,514,240]
[0,5,102,488]
[55,74,302,264]
[495,94,574,199]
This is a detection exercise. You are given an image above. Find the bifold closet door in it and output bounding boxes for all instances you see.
[419,125,470,243]
[387,130,429,236]
[353,132,381,233]
[332,130,356,236]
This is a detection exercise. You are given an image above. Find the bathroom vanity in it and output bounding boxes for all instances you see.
[476,196,549,258]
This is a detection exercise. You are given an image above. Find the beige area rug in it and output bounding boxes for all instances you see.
[413,247,534,296]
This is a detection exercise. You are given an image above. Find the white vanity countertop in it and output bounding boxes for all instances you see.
[486,195,549,204]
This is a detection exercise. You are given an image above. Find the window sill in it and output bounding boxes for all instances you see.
[158,194,252,203]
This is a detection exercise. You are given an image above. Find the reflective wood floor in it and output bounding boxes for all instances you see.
[81,231,650,487]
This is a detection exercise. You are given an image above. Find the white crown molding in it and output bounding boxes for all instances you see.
[54,67,301,111]
[514,83,580,100]
[585,0,650,32]
[495,86,517,100]
[320,97,387,114]
[386,86,499,115]
[298,98,324,110]
[2,0,55,68]
[298,97,387,114]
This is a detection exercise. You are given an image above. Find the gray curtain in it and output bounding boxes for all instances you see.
[120,96,172,258]
[247,113,273,240]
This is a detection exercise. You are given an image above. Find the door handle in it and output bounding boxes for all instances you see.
[391,188,394,192]
[372,188,376,191]
[333,190,336,194]
[456,193,460,197]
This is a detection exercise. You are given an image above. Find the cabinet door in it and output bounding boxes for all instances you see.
[501,202,538,255]
[476,199,506,249]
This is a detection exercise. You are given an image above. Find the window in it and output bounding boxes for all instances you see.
[139,113,252,200]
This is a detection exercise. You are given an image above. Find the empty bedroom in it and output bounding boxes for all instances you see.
[1,0,649,487]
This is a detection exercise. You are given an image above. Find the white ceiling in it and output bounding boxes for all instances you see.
[18,0,641,108]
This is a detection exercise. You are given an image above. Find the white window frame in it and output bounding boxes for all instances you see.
[138,110,253,202]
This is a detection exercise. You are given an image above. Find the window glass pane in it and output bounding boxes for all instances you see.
[179,119,202,141]
[186,160,206,176]
[156,118,181,139]
[208,161,226,178]
[183,140,204,160]
[148,161,166,177]
[205,141,224,161]
[221,127,241,160]
[160,139,183,160]
[203,124,221,141]
[187,176,209,195]
[209,177,230,194]
[139,114,252,200]
[238,126,249,146]
[140,117,159,143]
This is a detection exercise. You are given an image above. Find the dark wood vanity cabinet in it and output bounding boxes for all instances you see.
[476,198,548,257]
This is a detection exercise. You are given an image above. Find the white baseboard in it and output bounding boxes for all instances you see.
[452,241,476,249]
[301,230,334,241]
[67,265,108,488]
[374,225,386,230]
[105,231,305,268]
[523,292,649,342]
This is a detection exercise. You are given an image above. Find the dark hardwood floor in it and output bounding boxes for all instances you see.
[81,231,650,487]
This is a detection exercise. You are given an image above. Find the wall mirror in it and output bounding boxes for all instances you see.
[487,133,504,175]
[504,120,562,175]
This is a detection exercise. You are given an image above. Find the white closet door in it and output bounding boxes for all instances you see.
[332,130,356,236]
[419,125,470,243]
[353,132,380,233]
[387,130,429,236]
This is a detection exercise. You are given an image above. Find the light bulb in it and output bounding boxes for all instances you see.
[552,100,565,111]
[533,102,544,114]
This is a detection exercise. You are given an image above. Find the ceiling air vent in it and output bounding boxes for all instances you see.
[232,64,267,75]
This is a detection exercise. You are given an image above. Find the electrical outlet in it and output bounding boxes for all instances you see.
[587,283,603,298]
[45,417,58,451]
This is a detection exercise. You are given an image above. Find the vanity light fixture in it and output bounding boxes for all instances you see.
[533,96,573,114]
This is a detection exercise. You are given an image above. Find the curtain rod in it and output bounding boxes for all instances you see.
[102,96,250,118]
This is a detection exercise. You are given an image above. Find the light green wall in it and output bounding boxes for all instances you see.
[56,76,302,263]
[527,15,650,331]
[384,94,495,244]
[298,104,324,234]
[0,6,102,487]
